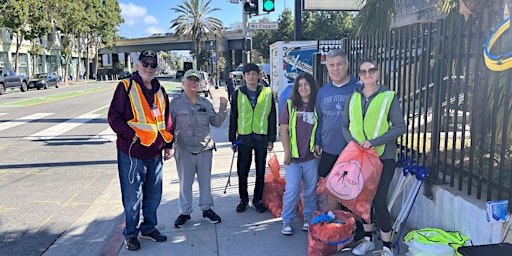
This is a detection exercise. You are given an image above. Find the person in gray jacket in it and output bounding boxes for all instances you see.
[169,69,228,228]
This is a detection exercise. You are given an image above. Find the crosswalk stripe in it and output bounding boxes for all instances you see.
[88,127,117,142]
[0,113,7,117]
[24,113,100,140]
[0,113,54,132]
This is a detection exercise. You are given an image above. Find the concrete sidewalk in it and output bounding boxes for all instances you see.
[44,87,410,256]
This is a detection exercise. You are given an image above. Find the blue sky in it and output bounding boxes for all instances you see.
[118,0,289,38]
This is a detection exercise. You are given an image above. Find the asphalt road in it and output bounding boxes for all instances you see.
[0,76,186,256]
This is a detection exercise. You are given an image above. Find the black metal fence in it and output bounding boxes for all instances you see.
[317,14,512,206]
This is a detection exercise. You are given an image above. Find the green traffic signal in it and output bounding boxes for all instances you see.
[262,0,275,12]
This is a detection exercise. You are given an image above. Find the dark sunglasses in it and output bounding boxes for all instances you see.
[141,61,158,69]
[358,67,378,76]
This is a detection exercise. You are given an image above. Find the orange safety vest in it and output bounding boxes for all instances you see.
[122,79,173,146]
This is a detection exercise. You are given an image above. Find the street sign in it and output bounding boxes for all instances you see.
[249,22,278,30]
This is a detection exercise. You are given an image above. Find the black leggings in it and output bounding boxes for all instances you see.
[367,159,396,233]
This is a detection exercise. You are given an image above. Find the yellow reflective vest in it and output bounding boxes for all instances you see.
[286,99,317,158]
[122,79,173,146]
[348,91,394,156]
[237,87,273,135]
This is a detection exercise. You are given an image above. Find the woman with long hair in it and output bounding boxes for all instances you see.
[279,72,320,235]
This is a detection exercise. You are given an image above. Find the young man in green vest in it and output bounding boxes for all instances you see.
[229,63,277,213]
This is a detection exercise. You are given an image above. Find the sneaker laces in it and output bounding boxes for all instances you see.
[372,248,394,256]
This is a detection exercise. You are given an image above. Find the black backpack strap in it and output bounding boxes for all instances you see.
[126,78,133,96]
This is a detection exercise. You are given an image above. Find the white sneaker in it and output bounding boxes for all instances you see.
[352,237,375,255]
[380,246,394,256]
[302,221,309,231]
[281,223,293,235]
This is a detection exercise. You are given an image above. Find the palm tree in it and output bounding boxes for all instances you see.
[170,0,223,67]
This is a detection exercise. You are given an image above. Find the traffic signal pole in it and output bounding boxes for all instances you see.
[242,9,250,64]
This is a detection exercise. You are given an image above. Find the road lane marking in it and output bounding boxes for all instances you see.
[0,87,110,107]
[88,127,116,142]
[84,174,100,188]
[0,113,54,132]
[36,215,54,232]
[0,204,16,213]
[23,113,100,140]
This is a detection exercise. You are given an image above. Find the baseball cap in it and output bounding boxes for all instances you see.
[184,69,200,79]
[138,50,158,63]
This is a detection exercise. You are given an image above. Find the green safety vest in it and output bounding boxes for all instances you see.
[286,99,317,158]
[237,87,272,135]
[404,228,470,256]
[349,90,394,156]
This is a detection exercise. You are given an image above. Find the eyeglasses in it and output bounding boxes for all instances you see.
[358,67,378,76]
[141,61,158,69]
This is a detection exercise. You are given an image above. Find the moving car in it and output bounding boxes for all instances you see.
[118,71,132,80]
[28,73,59,90]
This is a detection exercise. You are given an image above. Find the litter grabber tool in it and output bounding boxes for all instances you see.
[223,140,243,194]
[388,159,416,211]
[391,165,429,253]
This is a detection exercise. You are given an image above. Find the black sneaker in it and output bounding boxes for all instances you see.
[252,200,266,213]
[236,200,248,212]
[174,214,191,228]
[140,229,167,242]
[202,209,222,223]
[125,237,141,251]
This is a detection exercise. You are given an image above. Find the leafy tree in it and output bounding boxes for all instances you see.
[52,0,86,81]
[251,8,294,61]
[25,0,52,75]
[0,0,30,74]
[87,0,123,79]
[302,11,354,40]
[170,0,223,68]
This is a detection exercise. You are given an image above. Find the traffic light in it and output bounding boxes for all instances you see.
[244,0,258,16]
[262,0,275,13]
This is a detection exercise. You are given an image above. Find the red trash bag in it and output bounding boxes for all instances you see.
[262,154,286,217]
[322,141,383,223]
[308,210,357,256]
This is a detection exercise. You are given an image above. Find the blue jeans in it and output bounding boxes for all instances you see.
[281,158,319,224]
[117,150,163,238]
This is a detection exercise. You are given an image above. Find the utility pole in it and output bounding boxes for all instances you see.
[294,0,302,40]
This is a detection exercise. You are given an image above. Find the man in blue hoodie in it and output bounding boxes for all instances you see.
[314,48,362,182]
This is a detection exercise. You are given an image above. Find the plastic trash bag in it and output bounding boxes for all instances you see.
[318,141,383,222]
[262,153,286,217]
[308,210,356,256]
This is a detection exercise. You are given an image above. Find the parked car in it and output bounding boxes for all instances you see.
[175,70,185,80]
[118,71,132,80]
[0,68,29,95]
[199,71,211,97]
[28,73,59,90]
[229,65,244,87]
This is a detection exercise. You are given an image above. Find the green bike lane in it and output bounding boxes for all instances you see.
[0,80,183,107]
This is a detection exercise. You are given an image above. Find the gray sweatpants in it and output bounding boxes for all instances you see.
[174,146,214,215]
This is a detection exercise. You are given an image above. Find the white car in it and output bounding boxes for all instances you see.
[199,71,211,97]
